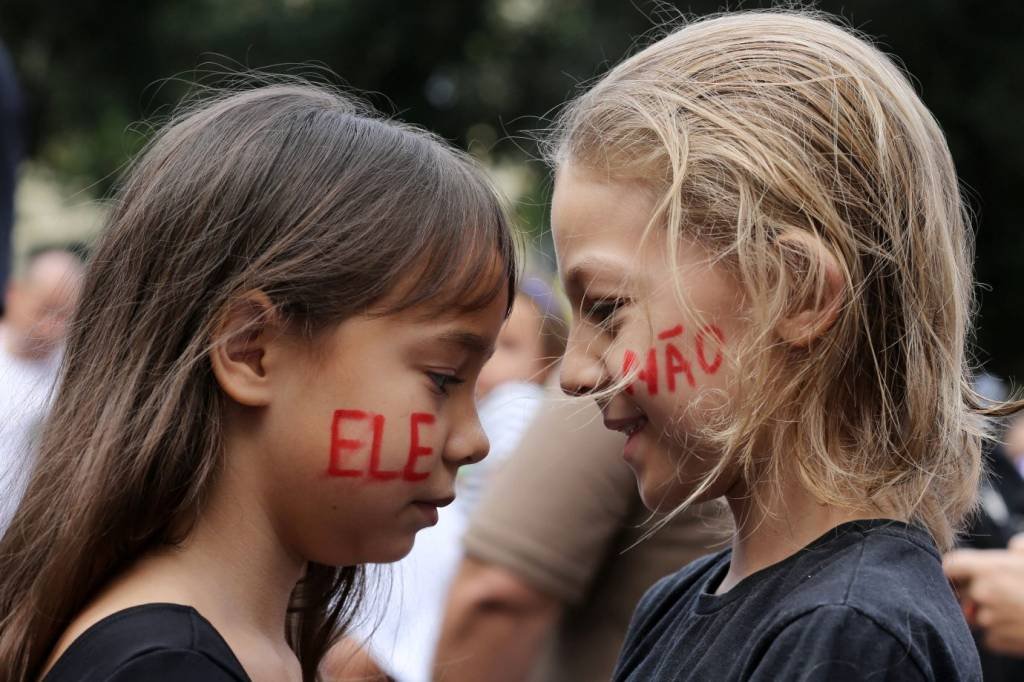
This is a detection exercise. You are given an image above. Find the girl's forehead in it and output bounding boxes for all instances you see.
[553,167,660,260]
[311,291,506,370]
[552,174,664,297]
[377,296,508,362]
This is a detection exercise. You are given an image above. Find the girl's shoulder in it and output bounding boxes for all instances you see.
[629,549,730,631]
[789,519,951,611]
[749,519,979,680]
[43,603,249,682]
[824,520,974,638]
[615,520,981,681]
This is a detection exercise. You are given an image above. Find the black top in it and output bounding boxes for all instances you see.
[613,519,981,681]
[44,603,249,681]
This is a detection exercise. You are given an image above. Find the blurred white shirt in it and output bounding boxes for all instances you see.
[0,326,60,534]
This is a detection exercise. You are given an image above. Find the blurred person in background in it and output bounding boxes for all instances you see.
[945,534,1024,680]
[432,389,728,682]
[335,277,566,682]
[960,374,1024,550]
[945,406,1024,682]
[0,246,84,532]
[462,274,566,511]
[475,275,565,399]
[0,40,21,315]
[1004,413,1024,476]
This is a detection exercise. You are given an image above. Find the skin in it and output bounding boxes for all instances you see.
[944,535,1024,656]
[42,284,509,681]
[322,637,391,681]
[2,250,84,361]
[322,292,549,681]
[323,294,553,681]
[475,293,549,400]
[433,556,560,682]
[433,385,633,681]
[553,163,885,595]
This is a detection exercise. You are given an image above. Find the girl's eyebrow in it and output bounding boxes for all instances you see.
[564,256,633,295]
[433,329,496,361]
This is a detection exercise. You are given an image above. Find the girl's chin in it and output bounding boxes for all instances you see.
[636,471,684,513]
[634,462,705,512]
[367,549,411,566]
[349,532,417,566]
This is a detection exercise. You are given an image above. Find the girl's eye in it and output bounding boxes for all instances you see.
[427,371,465,396]
[582,297,626,328]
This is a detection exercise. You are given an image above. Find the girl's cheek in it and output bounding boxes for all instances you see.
[616,322,726,398]
[322,409,439,481]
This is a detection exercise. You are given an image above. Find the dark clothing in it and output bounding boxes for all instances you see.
[613,519,980,681]
[44,603,249,681]
[0,41,20,305]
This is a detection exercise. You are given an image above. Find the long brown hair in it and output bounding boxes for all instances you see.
[0,81,517,681]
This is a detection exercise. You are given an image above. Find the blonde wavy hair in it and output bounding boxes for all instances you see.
[548,10,1019,550]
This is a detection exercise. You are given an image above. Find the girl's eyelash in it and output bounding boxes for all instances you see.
[582,298,627,325]
[427,371,465,396]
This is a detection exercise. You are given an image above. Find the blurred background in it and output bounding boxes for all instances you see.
[1,0,1022,382]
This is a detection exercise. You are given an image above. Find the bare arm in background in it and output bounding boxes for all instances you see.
[431,386,634,682]
[432,384,728,682]
[944,535,1024,655]
[434,556,560,682]
[323,637,392,682]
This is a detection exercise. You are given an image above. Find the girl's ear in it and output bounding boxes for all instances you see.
[774,231,846,347]
[210,291,279,407]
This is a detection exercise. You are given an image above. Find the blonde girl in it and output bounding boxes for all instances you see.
[0,83,516,681]
[550,10,1012,681]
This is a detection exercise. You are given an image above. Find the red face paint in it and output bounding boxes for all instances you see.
[367,414,398,480]
[695,324,724,375]
[622,348,659,395]
[403,412,434,482]
[664,342,695,391]
[657,324,684,340]
[328,409,371,477]
[326,410,438,481]
[620,323,725,396]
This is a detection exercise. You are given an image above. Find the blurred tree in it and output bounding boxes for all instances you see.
[1,0,1022,379]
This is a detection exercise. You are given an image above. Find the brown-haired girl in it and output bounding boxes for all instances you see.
[550,10,1013,681]
[0,83,516,681]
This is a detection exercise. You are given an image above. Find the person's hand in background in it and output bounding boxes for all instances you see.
[945,534,1024,655]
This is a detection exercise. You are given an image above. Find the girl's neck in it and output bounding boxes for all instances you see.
[150,464,306,638]
[716,478,900,595]
[46,440,305,681]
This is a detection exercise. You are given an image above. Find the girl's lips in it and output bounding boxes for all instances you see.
[603,413,649,463]
[413,502,440,526]
[622,420,647,463]
[411,496,454,526]
[603,414,648,437]
[417,495,455,508]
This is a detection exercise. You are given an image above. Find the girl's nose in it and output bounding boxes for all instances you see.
[444,406,490,467]
[559,331,607,397]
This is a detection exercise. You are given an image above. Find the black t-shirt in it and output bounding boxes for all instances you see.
[44,603,249,681]
[613,519,981,681]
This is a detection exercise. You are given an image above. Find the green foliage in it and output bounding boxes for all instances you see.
[1,0,1022,378]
